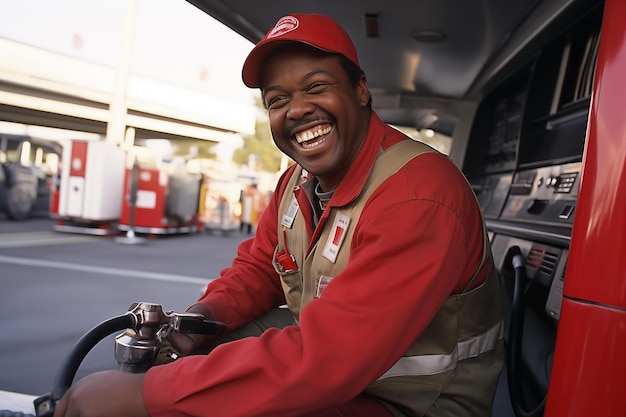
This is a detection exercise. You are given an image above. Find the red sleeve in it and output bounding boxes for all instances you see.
[191,166,297,328]
[143,154,485,417]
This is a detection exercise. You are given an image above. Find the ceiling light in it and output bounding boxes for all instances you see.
[411,30,446,43]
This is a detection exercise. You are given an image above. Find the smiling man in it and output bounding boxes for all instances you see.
[53,14,504,417]
[258,42,370,192]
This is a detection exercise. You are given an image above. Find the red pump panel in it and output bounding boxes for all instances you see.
[68,141,88,177]
[562,0,626,309]
[545,299,626,416]
[546,0,626,415]
[119,166,167,230]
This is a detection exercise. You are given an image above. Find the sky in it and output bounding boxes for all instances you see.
[0,0,256,104]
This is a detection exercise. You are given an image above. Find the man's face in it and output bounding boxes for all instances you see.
[260,44,370,191]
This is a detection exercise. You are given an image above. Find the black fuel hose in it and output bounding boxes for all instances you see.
[507,246,546,417]
[33,313,135,416]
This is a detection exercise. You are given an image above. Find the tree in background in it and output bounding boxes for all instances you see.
[175,139,217,159]
[233,96,285,172]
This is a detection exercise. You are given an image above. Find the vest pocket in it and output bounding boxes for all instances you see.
[273,245,304,320]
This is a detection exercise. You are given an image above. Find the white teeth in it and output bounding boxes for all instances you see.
[295,125,332,144]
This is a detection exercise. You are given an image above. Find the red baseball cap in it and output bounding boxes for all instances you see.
[242,13,360,88]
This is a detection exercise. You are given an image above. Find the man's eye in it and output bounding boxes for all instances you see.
[307,83,328,93]
[267,95,288,109]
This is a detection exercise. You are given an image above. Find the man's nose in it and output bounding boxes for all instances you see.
[286,93,314,119]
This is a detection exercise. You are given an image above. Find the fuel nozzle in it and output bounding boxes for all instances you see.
[114,302,226,373]
[114,302,166,373]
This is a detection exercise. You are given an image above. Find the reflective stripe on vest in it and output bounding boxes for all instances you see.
[378,320,503,379]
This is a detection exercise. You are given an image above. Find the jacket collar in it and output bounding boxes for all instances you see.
[293,111,388,241]
[317,111,386,208]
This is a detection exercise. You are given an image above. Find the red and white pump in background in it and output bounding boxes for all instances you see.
[117,149,203,235]
[50,139,203,235]
[51,140,126,235]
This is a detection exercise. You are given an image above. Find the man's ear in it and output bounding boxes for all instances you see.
[357,75,370,107]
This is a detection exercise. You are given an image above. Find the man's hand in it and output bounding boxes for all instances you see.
[52,370,148,417]
[167,303,224,356]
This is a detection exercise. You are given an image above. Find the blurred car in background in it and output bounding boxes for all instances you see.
[0,133,62,220]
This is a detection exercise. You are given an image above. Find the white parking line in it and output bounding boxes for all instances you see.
[0,255,210,285]
[0,231,96,248]
[0,389,36,414]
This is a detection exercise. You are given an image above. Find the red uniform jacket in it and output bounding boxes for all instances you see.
[143,112,486,417]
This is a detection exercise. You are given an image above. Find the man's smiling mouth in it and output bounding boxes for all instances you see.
[295,124,332,149]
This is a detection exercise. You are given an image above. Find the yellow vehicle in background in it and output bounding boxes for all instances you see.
[201,176,245,235]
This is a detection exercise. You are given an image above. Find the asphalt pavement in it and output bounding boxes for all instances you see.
[0,212,249,399]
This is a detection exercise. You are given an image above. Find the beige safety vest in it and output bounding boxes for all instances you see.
[274,140,504,416]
